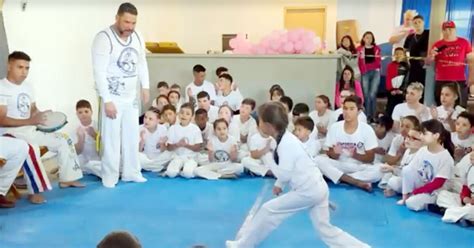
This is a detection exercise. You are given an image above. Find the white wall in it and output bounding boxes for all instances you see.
[3,0,401,132]
[337,0,402,45]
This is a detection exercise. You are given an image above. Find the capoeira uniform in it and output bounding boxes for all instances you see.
[92,26,150,187]
[139,124,172,172]
[316,121,383,185]
[232,115,258,161]
[71,121,102,178]
[194,135,243,180]
[401,147,454,211]
[241,132,276,177]
[436,152,474,223]
[164,122,202,178]
[0,78,82,184]
[228,131,370,248]
[0,137,29,196]
[378,149,418,192]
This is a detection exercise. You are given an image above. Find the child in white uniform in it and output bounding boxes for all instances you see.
[373,116,395,164]
[162,104,178,129]
[226,102,370,248]
[165,103,203,178]
[379,128,423,196]
[430,83,465,132]
[241,129,276,177]
[215,74,243,112]
[451,112,474,162]
[436,151,474,224]
[195,119,243,180]
[385,116,420,166]
[294,116,321,158]
[194,108,214,164]
[197,91,219,123]
[308,95,333,142]
[72,100,101,178]
[168,90,182,113]
[232,98,258,161]
[398,119,454,211]
[139,107,172,172]
[392,82,431,132]
[317,96,383,185]
[218,105,240,141]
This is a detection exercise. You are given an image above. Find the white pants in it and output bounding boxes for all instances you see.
[7,127,83,182]
[139,151,173,172]
[81,160,102,178]
[237,145,250,162]
[241,156,271,177]
[101,101,142,186]
[378,172,403,193]
[315,156,382,184]
[194,162,243,180]
[435,190,474,222]
[165,155,198,178]
[0,137,28,196]
[235,177,370,248]
[400,165,437,211]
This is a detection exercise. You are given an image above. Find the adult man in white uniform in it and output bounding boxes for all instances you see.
[92,2,150,188]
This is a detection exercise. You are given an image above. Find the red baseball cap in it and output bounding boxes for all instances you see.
[442,21,456,29]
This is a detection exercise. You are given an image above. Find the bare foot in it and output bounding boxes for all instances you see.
[357,182,373,192]
[59,181,85,188]
[384,189,395,197]
[28,194,46,204]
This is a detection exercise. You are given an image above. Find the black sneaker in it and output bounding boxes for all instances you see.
[427,204,446,215]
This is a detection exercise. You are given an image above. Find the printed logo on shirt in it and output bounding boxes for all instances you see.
[17,93,31,117]
[356,142,364,149]
[107,76,125,96]
[418,160,434,183]
[214,150,230,162]
[117,47,139,75]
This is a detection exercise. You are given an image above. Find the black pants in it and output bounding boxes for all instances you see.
[408,61,426,102]
[435,81,468,108]
[386,92,405,118]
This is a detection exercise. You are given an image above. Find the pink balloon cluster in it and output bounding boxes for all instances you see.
[229,29,321,55]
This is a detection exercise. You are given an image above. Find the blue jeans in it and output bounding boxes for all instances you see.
[361,69,380,119]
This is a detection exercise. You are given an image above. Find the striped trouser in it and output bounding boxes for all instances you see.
[4,134,52,194]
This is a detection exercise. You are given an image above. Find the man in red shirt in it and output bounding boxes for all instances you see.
[430,21,473,107]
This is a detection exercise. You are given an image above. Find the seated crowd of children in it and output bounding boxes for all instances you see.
[8,63,474,227]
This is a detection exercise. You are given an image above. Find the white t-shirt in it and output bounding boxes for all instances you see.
[451,133,474,149]
[375,131,396,163]
[301,137,322,159]
[140,124,168,159]
[387,134,405,157]
[248,132,277,152]
[70,121,100,165]
[0,78,36,135]
[325,121,378,165]
[435,105,465,132]
[455,152,474,190]
[200,122,214,146]
[185,80,216,102]
[232,115,258,139]
[92,28,149,104]
[308,110,332,139]
[392,103,431,122]
[215,91,243,112]
[228,120,241,142]
[207,105,219,123]
[329,108,367,128]
[407,146,454,184]
[208,135,238,163]
[167,122,203,157]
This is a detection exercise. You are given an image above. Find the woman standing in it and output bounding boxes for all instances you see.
[337,35,360,79]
